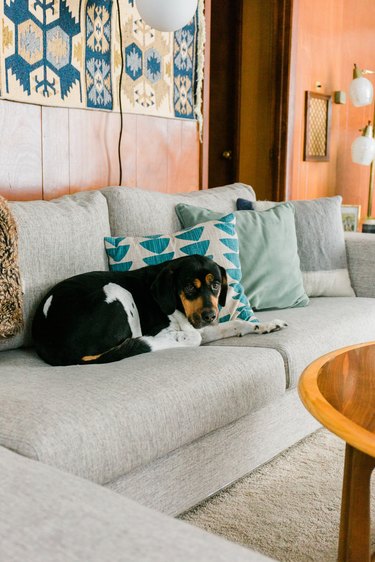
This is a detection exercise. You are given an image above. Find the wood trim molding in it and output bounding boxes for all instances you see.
[199,0,211,190]
[272,0,294,201]
[233,1,244,184]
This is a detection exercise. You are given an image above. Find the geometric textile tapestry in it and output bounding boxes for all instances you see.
[0,0,205,121]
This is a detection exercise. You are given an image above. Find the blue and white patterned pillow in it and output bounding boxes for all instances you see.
[104,214,258,324]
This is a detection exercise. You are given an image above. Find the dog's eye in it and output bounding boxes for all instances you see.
[184,283,195,294]
[212,281,221,292]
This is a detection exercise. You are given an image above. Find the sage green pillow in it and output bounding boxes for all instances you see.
[175,202,309,311]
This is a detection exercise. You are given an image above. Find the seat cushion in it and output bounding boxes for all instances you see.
[208,297,375,388]
[0,447,274,562]
[101,183,255,236]
[0,346,285,484]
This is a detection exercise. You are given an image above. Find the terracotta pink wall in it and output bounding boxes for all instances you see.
[288,0,375,220]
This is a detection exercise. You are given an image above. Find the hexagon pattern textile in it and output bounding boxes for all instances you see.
[0,0,204,119]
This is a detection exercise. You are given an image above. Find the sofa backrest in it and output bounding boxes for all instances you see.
[101,183,255,236]
[1,191,111,351]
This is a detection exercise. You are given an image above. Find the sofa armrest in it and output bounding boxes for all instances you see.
[345,232,375,297]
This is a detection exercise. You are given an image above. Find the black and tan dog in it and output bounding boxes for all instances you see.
[32,255,287,366]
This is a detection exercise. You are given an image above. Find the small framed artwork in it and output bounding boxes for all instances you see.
[341,205,361,232]
[303,92,332,161]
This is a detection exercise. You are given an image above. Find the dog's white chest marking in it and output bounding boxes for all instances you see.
[142,310,202,351]
[43,295,53,318]
[103,283,142,338]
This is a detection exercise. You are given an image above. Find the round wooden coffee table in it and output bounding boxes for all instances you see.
[298,342,375,562]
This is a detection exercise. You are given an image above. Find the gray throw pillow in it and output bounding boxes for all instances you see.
[251,197,355,297]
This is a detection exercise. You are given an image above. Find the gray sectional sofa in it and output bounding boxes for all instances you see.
[1,182,375,560]
[1,446,273,561]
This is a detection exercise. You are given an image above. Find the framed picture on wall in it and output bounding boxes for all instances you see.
[341,205,361,232]
[303,92,332,161]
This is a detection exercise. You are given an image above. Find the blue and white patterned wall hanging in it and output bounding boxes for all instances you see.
[0,0,205,122]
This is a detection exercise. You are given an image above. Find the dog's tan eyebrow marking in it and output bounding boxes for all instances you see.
[179,292,204,317]
[205,273,214,285]
[193,278,202,289]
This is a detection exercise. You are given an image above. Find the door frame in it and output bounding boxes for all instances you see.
[199,0,211,190]
[200,0,294,201]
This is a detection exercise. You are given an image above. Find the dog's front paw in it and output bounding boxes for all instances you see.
[224,319,258,337]
[254,319,288,335]
[167,328,202,347]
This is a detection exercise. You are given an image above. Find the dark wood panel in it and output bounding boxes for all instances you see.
[208,0,242,188]
[0,100,43,200]
[272,0,293,201]
[200,0,211,190]
[238,0,276,199]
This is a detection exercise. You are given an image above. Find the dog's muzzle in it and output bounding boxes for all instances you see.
[189,308,218,329]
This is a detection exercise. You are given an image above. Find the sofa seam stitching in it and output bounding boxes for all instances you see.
[0,433,40,460]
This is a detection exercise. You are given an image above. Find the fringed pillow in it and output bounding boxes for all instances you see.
[0,195,23,338]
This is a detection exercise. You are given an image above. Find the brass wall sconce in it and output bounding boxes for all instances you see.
[303,91,332,162]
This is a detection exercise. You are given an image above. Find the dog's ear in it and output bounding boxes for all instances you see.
[218,266,228,307]
[151,265,177,315]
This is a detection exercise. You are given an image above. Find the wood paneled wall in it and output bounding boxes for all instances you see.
[0,99,200,201]
[288,0,375,218]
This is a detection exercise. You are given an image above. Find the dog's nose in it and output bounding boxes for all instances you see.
[201,309,216,324]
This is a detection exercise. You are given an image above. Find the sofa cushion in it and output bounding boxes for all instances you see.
[0,346,285,484]
[0,447,274,562]
[1,191,111,351]
[101,183,255,236]
[249,197,355,298]
[175,202,309,311]
[0,195,23,339]
[105,214,258,323]
[208,297,375,388]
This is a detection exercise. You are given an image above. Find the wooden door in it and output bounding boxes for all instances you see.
[205,0,293,200]
[207,0,243,188]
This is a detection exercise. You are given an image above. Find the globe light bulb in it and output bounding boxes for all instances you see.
[135,0,198,32]
[351,123,375,166]
[349,64,374,107]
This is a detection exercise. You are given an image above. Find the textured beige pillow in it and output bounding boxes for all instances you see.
[0,196,23,339]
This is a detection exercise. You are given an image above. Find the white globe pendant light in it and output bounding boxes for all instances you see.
[351,122,375,166]
[135,0,198,31]
[349,64,374,107]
